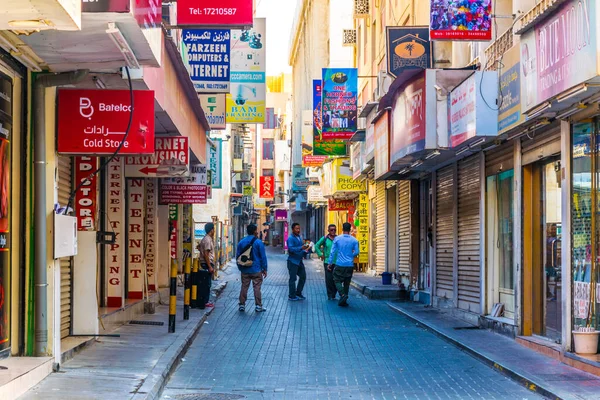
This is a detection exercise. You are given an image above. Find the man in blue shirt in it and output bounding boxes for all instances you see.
[286,222,309,301]
[236,224,268,312]
[328,222,359,307]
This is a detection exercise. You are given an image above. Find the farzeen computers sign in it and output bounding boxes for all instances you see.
[182,30,230,93]
[57,89,155,155]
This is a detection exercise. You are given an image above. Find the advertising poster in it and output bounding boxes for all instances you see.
[0,73,10,353]
[176,0,253,28]
[57,89,155,155]
[199,94,226,130]
[75,157,98,231]
[391,75,426,164]
[160,164,208,204]
[182,30,230,93]
[386,27,432,78]
[430,0,492,41]
[321,68,358,140]
[226,18,266,124]
[374,111,390,180]
[498,45,524,134]
[259,176,274,198]
[127,178,145,299]
[357,193,369,264]
[310,80,337,161]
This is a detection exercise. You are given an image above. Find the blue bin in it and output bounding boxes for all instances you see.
[381,272,392,285]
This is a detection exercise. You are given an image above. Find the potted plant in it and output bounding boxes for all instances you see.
[573,278,599,355]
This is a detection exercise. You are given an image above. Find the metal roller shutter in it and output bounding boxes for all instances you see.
[485,142,514,176]
[436,165,454,300]
[457,155,481,312]
[375,181,386,274]
[398,180,410,277]
[521,126,561,165]
[57,156,73,339]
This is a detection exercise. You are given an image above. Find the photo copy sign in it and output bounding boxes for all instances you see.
[57,89,155,155]
[177,0,253,28]
[125,137,189,177]
[160,164,208,204]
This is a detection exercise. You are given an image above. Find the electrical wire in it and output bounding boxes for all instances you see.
[64,66,135,215]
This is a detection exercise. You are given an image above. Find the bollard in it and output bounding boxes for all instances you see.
[168,258,177,333]
[191,258,199,308]
[183,256,191,320]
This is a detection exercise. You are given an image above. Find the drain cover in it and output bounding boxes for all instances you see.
[129,320,164,326]
[174,395,245,400]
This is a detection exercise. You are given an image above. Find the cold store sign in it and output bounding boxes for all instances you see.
[177,0,253,28]
[57,89,155,155]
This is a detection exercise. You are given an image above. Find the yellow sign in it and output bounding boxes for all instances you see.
[332,158,366,193]
[357,193,369,264]
[243,186,253,196]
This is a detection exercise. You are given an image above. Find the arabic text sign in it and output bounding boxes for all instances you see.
[57,89,155,155]
[321,68,358,140]
[386,26,432,78]
[182,30,230,93]
[176,0,253,27]
[391,75,426,164]
[200,94,226,129]
[125,137,189,177]
[226,18,266,123]
[429,0,492,41]
[160,164,208,204]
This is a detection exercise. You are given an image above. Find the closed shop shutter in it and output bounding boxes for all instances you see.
[485,142,514,176]
[57,156,73,339]
[457,155,481,312]
[521,126,561,165]
[436,165,454,300]
[375,181,386,274]
[398,180,410,276]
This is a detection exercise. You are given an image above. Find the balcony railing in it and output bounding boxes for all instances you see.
[484,27,513,70]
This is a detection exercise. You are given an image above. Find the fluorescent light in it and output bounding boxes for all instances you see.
[425,150,441,160]
[456,147,470,156]
[469,137,486,148]
[9,50,41,72]
[93,76,107,89]
[526,102,552,119]
[397,168,410,175]
[106,22,140,69]
[0,34,17,53]
[556,84,588,102]
[556,104,587,119]
[410,160,423,168]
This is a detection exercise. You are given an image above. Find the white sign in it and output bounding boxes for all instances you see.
[127,178,145,299]
[106,158,124,307]
[200,94,226,130]
[145,178,157,291]
[125,137,190,177]
[449,74,476,148]
[307,185,326,203]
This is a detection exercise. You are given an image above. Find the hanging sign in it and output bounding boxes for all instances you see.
[321,68,358,140]
[199,94,227,129]
[160,164,208,204]
[498,45,524,134]
[208,138,222,188]
[274,209,288,221]
[312,80,340,160]
[106,158,124,307]
[391,74,426,163]
[75,157,98,231]
[169,204,178,260]
[357,193,369,264]
[57,89,155,155]
[328,198,354,211]
[125,137,189,177]
[145,178,157,291]
[332,158,366,193]
[429,0,492,41]
[182,30,230,93]
[259,176,274,199]
[176,0,253,28]
[127,178,145,299]
[243,185,253,196]
[374,111,390,179]
[386,27,432,78]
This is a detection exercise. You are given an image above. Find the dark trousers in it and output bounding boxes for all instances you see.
[324,263,337,298]
[287,260,306,298]
[199,263,213,307]
[333,266,354,297]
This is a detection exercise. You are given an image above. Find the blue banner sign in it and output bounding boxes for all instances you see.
[182,29,231,93]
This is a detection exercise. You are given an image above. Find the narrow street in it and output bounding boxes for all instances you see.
[160,248,542,400]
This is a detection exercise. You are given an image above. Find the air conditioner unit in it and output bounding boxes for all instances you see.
[377,70,392,97]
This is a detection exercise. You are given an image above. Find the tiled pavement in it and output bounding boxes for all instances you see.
[161,248,543,400]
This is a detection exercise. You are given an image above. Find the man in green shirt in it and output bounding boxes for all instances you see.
[315,224,338,300]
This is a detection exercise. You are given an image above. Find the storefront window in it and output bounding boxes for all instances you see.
[572,121,598,331]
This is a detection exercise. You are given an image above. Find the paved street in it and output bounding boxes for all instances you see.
[161,248,543,400]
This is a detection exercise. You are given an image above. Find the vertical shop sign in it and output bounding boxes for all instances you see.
[386,27,432,78]
[127,179,145,299]
[391,74,426,163]
[311,79,337,161]
[321,68,358,140]
[75,157,98,231]
[106,158,124,307]
[226,18,266,123]
[283,222,289,251]
[169,204,178,260]
[182,30,230,93]
[0,73,11,353]
[357,194,369,263]
[199,94,227,129]
[374,111,390,179]
[301,110,315,167]
[182,204,193,257]
[145,178,157,291]
[259,176,274,198]
[208,139,222,189]
[498,45,524,134]
[429,0,492,40]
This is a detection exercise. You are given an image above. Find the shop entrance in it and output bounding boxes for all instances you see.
[523,157,562,341]
[418,178,433,296]
[386,185,398,274]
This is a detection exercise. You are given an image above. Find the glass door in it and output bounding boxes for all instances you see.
[419,179,432,292]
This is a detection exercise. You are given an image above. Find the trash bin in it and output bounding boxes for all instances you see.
[381,272,392,285]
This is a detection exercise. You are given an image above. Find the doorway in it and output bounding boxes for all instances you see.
[419,178,433,295]
[386,185,398,274]
[523,158,562,341]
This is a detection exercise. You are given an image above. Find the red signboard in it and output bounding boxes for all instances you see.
[75,157,98,231]
[177,0,253,27]
[259,176,274,199]
[57,89,155,155]
[328,198,354,211]
[160,184,207,204]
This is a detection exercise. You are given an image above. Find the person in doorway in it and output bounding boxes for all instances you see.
[197,222,216,308]
[237,224,268,313]
[286,222,309,301]
[315,224,338,300]
[328,222,360,307]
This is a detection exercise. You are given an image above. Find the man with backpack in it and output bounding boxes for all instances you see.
[315,224,338,300]
[328,222,360,307]
[237,224,268,313]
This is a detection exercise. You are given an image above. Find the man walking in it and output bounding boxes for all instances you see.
[236,224,268,313]
[198,222,216,308]
[286,222,309,301]
[328,222,359,307]
[315,224,338,300]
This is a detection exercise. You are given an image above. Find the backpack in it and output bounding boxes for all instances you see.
[237,237,258,268]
